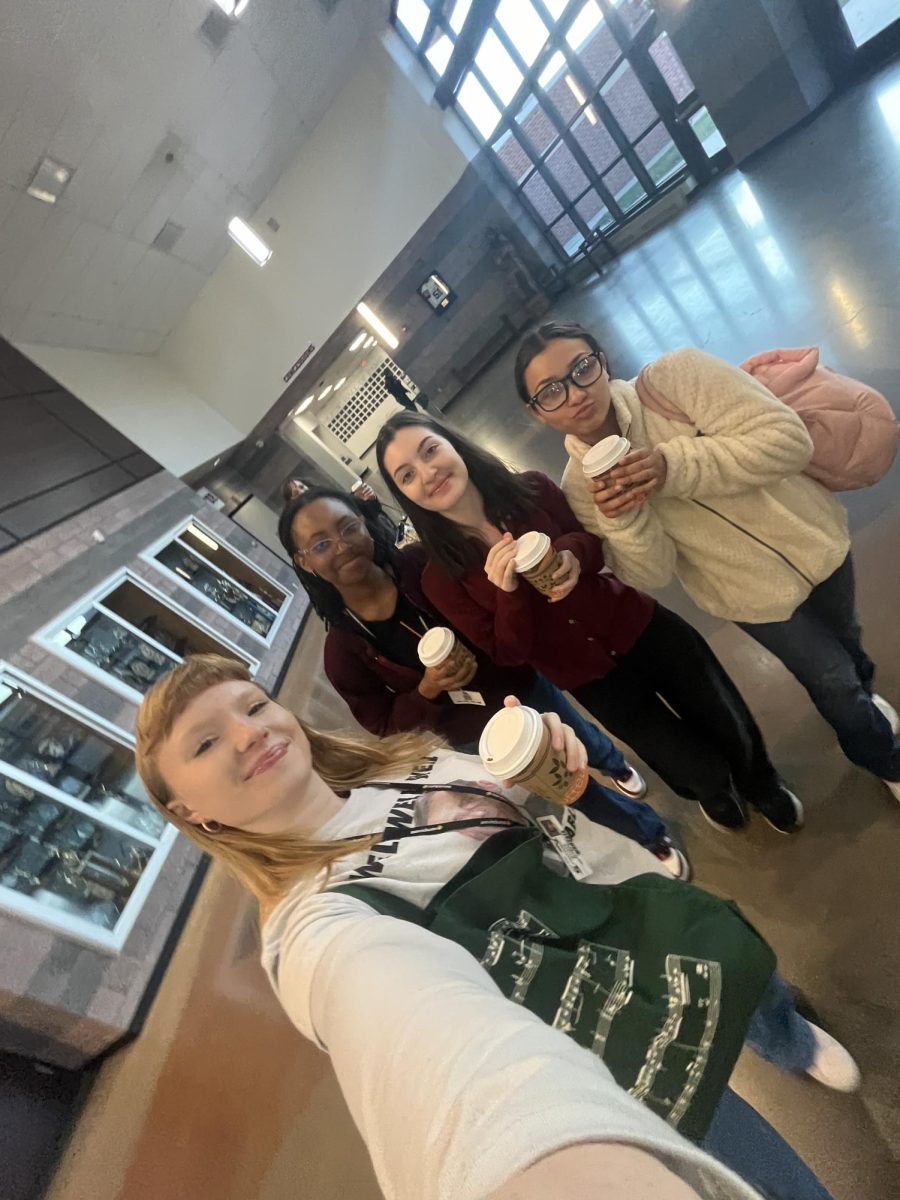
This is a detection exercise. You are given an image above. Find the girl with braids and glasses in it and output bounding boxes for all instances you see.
[277,486,686,874]
[376,412,803,837]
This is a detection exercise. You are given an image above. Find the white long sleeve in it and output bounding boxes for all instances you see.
[263,892,762,1200]
[561,455,678,591]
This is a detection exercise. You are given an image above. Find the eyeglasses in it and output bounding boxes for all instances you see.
[528,352,605,412]
[297,519,368,562]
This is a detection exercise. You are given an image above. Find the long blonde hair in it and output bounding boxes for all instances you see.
[134,654,444,907]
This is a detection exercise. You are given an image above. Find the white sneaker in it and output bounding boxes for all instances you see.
[610,764,648,799]
[873,693,900,736]
[650,842,691,881]
[804,1021,861,1093]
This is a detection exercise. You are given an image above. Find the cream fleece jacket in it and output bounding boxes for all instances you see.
[561,349,851,624]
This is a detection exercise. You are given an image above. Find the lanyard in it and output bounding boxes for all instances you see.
[345,780,529,844]
[343,606,431,643]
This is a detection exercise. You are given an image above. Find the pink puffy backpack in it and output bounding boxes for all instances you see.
[636,346,899,491]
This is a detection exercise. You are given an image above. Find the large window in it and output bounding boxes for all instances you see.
[393,0,728,262]
[0,665,175,952]
[37,570,259,704]
[145,520,293,646]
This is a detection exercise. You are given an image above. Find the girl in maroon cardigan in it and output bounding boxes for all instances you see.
[277,486,687,871]
[376,412,803,835]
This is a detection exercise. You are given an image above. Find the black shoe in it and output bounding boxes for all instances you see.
[755,786,804,834]
[699,790,747,830]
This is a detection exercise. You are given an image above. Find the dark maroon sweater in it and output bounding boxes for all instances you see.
[322,543,536,747]
[421,472,655,691]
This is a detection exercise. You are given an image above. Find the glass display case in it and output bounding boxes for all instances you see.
[0,666,175,952]
[149,521,291,645]
[39,570,258,703]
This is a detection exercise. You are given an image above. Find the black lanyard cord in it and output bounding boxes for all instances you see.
[332,780,533,845]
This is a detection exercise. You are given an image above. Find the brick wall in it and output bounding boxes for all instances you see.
[1,404,308,1067]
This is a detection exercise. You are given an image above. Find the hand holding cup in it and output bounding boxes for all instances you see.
[547,549,581,603]
[484,533,520,592]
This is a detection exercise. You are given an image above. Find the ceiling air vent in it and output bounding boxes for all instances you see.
[152,221,185,253]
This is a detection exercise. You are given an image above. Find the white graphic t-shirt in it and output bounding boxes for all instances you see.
[300,748,665,908]
[260,751,761,1200]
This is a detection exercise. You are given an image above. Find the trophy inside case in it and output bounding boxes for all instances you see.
[48,574,255,699]
[153,522,289,641]
[0,672,173,948]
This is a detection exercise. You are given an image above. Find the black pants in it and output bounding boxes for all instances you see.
[573,604,780,807]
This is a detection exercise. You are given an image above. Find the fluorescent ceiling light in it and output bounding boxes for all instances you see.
[356,302,398,350]
[214,0,250,16]
[26,156,74,205]
[188,524,220,551]
[319,385,333,400]
[349,331,367,352]
[296,395,315,414]
[364,335,376,349]
[585,106,598,125]
[227,216,272,265]
[334,377,347,390]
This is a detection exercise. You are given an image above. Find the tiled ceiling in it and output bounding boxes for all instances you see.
[0,0,388,355]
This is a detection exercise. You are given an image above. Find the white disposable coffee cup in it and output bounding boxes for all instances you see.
[417,626,456,668]
[478,705,545,779]
[514,531,552,575]
[582,435,631,479]
[479,704,589,805]
[350,479,364,493]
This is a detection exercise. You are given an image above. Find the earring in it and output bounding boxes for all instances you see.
[200,819,222,834]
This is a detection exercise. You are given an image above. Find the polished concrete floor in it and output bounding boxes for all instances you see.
[46,61,900,1200]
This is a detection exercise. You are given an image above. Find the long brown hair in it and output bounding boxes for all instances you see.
[375,410,539,579]
[135,655,443,908]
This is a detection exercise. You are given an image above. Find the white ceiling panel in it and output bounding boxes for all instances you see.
[0,0,390,354]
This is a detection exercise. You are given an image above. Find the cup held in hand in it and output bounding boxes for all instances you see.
[514,531,564,597]
[479,705,588,805]
[581,435,631,480]
[417,626,477,683]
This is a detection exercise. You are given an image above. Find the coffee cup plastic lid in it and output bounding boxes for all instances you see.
[418,626,455,667]
[478,705,544,779]
[514,530,552,573]
[582,435,631,478]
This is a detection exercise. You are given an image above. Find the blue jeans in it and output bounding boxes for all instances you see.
[701,975,831,1200]
[745,972,816,1071]
[739,554,900,781]
[524,674,669,848]
[704,1089,833,1200]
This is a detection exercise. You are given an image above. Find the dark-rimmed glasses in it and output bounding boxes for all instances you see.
[528,352,606,412]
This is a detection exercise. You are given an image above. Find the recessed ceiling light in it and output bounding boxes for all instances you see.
[349,331,367,352]
[296,395,315,414]
[334,377,347,390]
[364,335,376,349]
[318,385,333,401]
[26,156,74,205]
[227,216,272,265]
[357,302,398,350]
